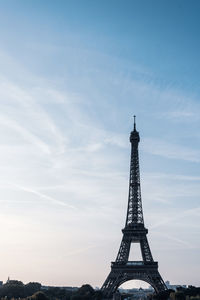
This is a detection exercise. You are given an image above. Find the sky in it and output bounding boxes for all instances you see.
[0,0,199,289]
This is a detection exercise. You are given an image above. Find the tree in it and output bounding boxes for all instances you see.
[71,285,95,300]
[45,287,72,300]
[0,280,25,299]
[25,282,42,297]
[30,291,49,300]
[152,289,175,300]
[174,291,185,300]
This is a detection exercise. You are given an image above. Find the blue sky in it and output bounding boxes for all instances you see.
[0,0,199,289]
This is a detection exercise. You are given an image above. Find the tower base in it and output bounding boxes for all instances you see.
[102,261,167,299]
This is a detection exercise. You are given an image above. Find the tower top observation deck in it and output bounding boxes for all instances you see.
[130,115,140,143]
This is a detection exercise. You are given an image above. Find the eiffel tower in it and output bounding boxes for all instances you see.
[101,117,167,298]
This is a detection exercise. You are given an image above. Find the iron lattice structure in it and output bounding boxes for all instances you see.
[101,118,167,298]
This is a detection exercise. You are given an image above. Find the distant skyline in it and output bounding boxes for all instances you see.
[0,0,199,289]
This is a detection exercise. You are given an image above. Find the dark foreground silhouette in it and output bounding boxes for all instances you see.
[0,280,199,300]
[0,281,102,300]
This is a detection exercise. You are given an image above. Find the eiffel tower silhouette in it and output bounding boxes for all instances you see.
[101,117,167,298]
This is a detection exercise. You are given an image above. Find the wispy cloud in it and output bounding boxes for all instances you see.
[153,232,197,250]
[143,172,200,182]
[0,182,76,209]
[0,115,51,154]
[162,111,197,120]
[142,138,200,162]
[13,184,76,209]
[150,206,200,229]
[64,245,97,258]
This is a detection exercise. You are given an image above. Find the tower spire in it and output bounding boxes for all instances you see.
[134,115,136,131]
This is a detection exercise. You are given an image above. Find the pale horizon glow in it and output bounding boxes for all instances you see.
[0,0,199,289]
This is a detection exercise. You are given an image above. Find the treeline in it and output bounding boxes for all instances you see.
[0,280,199,300]
[148,286,200,300]
[0,281,41,299]
[0,280,102,300]
[170,286,200,300]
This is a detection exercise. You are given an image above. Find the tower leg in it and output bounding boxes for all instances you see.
[116,236,131,262]
[101,270,123,299]
[140,237,153,262]
[147,271,167,293]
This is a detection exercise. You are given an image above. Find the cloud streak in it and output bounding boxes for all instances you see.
[142,138,200,162]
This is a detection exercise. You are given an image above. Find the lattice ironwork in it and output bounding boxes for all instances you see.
[101,117,167,298]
